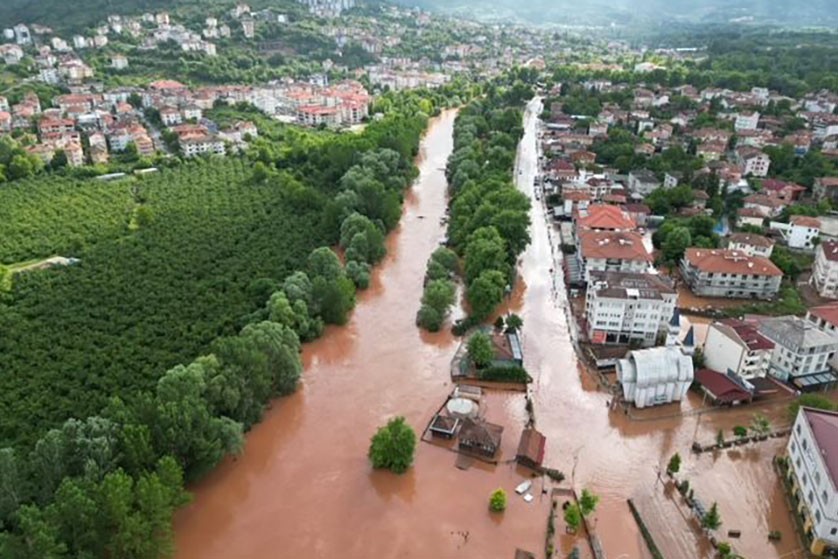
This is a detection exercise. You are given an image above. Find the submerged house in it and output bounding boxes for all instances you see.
[516,428,546,468]
[490,329,524,368]
[617,346,694,408]
[458,418,503,459]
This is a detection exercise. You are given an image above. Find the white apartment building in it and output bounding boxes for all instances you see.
[181,136,225,157]
[807,303,838,337]
[786,407,838,557]
[735,111,760,131]
[703,318,775,379]
[577,230,652,282]
[727,232,774,258]
[758,316,838,389]
[813,241,838,299]
[771,216,821,251]
[680,248,782,299]
[737,147,771,177]
[617,346,694,408]
[585,271,676,347]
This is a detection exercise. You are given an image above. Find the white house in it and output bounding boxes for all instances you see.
[617,346,694,408]
[736,147,771,177]
[758,316,838,390]
[627,169,660,196]
[727,232,774,258]
[159,106,182,126]
[770,216,821,250]
[680,248,783,299]
[111,54,128,70]
[0,44,24,65]
[577,230,652,282]
[13,24,31,45]
[786,407,838,557]
[813,241,838,299]
[181,135,225,157]
[703,318,775,379]
[585,271,676,347]
[735,111,760,132]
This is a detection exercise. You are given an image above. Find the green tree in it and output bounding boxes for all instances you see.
[667,453,682,475]
[368,417,416,474]
[733,426,748,439]
[750,413,771,436]
[467,270,507,321]
[702,502,722,531]
[505,313,523,332]
[662,226,692,265]
[489,488,507,512]
[422,279,456,313]
[0,264,11,292]
[464,226,508,285]
[564,503,582,532]
[416,304,443,332]
[579,489,599,517]
[788,394,837,420]
[468,332,494,369]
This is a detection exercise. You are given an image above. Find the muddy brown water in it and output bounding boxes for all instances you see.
[174,106,801,559]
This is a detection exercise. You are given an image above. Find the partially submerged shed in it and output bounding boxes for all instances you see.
[516,428,546,468]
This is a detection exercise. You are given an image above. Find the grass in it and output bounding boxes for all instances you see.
[724,283,807,317]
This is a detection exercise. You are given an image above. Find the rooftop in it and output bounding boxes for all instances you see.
[695,368,753,403]
[758,315,838,350]
[808,301,838,326]
[579,230,652,262]
[802,407,838,489]
[589,270,675,300]
[819,240,838,263]
[790,215,821,229]
[716,318,775,351]
[576,204,637,231]
[683,248,782,277]
[728,233,774,249]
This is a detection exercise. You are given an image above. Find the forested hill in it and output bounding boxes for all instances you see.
[0,0,303,34]
[392,0,838,26]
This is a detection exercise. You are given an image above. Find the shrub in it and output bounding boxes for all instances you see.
[489,488,507,512]
[733,426,748,439]
[416,304,443,332]
[467,332,494,368]
[564,503,582,532]
[478,366,532,383]
[667,452,682,475]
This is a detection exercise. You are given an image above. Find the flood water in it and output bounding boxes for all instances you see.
[175,105,803,559]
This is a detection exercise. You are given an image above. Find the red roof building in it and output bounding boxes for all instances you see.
[575,204,637,232]
[695,369,754,405]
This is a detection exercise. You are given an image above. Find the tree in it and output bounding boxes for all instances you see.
[732,426,748,439]
[662,226,692,265]
[579,489,599,517]
[788,394,836,420]
[422,279,456,313]
[368,417,416,474]
[416,305,443,332]
[505,314,523,332]
[467,270,507,321]
[667,453,682,476]
[750,413,771,436]
[702,502,722,531]
[564,503,582,532]
[489,488,507,512]
[467,332,494,369]
[716,429,725,446]
[0,264,11,292]
[463,227,508,285]
[307,247,343,282]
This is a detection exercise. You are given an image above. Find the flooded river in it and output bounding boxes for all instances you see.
[175,104,802,559]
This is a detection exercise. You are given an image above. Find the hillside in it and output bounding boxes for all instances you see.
[392,0,838,26]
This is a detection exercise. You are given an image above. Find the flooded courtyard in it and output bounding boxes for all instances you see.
[174,104,807,559]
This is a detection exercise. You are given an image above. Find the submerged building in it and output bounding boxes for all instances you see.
[617,346,694,408]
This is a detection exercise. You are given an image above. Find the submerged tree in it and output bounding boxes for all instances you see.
[489,488,507,512]
[368,417,416,474]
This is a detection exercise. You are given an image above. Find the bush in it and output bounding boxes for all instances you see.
[368,416,417,474]
[489,488,507,512]
[416,304,443,332]
[733,426,748,439]
[478,366,532,383]
[468,332,495,368]
[667,452,682,475]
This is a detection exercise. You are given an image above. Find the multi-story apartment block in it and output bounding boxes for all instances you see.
[576,230,652,282]
[680,248,782,299]
[758,316,838,389]
[703,318,774,379]
[584,271,676,347]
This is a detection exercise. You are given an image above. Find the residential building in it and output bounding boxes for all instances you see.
[785,407,838,557]
[680,248,782,299]
[727,233,774,258]
[807,302,838,337]
[159,106,182,126]
[617,346,694,408]
[576,230,652,282]
[627,169,660,196]
[663,172,682,189]
[0,44,24,65]
[585,271,676,347]
[770,216,821,250]
[735,111,760,131]
[736,147,771,177]
[181,135,225,157]
[704,319,775,379]
[737,207,767,228]
[744,194,786,218]
[111,55,128,70]
[814,177,838,204]
[812,241,838,299]
[575,204,636,232]
[758,316,838,389]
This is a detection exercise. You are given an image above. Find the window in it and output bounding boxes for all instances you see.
[832,528,837,536]
[823,490,828,503]
[808,490,814,503]
[815,510,821,524]
[803,439,808,451]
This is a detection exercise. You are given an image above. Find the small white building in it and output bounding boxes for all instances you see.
[627,169,660,196]
[737,147,771,177]
[13,24,31,45]
[786,407,838,557]
[758,316,838,389]
[585,271,676,347]
[181,135,225,157]
[813,240,838,299]
[770,216,821,250]
[159,106,182,126]
[617,346,694,408]
[727,232,774,258]
[111,54,128,70]
[704,318,775,379]
[735,111,760,132]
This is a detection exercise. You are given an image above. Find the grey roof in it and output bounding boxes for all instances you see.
[758,316,838,351]
[589,271,675,301]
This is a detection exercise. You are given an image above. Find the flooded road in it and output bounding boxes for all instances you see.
[175,103,802,559]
